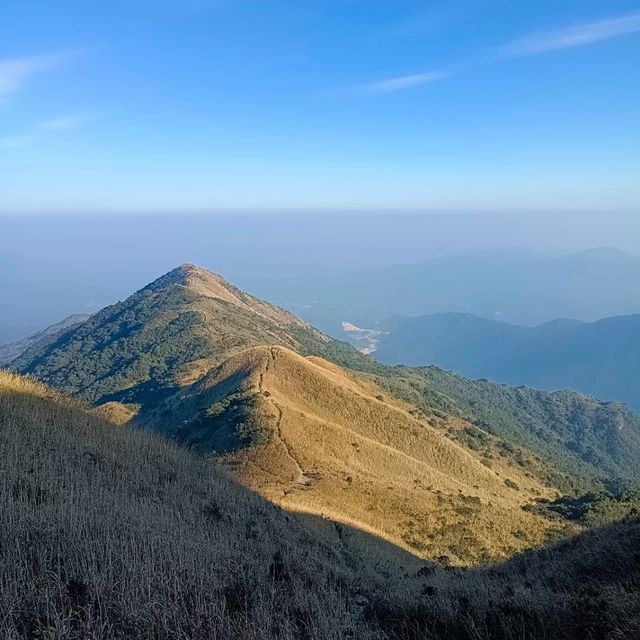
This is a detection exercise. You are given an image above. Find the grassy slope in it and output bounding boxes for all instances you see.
[1,371,639,640]
[144,345,566,565]
[0,370,422,640]
[292,328,640,492]
[369,516,640,640]
[374,365,640,490]
[13,264,640,503]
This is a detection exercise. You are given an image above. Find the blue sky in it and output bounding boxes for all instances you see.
[1,0,639,212]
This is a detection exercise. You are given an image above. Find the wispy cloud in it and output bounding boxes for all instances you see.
[503,11,640,56]
[0,113,95,149]
[360,71,447,95]
[0,133,40,149]
[358,11,640,97]
[0,53,65,104]
[37,113,94,131]
[391,0,506,38]
[0,48,96,105]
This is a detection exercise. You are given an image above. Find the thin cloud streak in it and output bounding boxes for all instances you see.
[0,113,95,149]
[503,11,640,56]
[0,49,95,105]
[359,11,640,97]
[37,113,94,131]
[0,53,68,104]
[360,71,447,95]
[0,133,39,149]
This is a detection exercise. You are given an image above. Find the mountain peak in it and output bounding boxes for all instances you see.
[12,263,335,404]
[146,263,248,307]
[160,262,225,286]
[176,262,217,279]
[147,263,318,330]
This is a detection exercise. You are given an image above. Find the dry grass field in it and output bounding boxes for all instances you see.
[2,370,639,639]
[0,370,421,639]
[10,264,640,575]
[145,345,566,564]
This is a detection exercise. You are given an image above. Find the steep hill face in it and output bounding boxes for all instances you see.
[2,371,639,640]
[12,264,338,407]
[371,364,640,490]
[0,369,421,640]
[143,345,561,564]
[0,313,91,366]
[375,311,640,411]
[13,264,640,554]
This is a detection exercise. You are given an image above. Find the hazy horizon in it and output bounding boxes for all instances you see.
[2,210,640,339]
[3,1,640,337]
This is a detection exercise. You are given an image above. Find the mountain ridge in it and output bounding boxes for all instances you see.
[374,311,640,410]
[11,263,334,406]
[150,263,315,327]
[0,313,91,366]
[142,344,559,562]
[12,263,640,562]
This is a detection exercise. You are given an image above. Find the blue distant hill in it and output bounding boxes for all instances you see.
[375,311,640,411]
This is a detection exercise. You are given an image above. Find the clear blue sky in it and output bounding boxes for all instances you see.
[1,0,639,212]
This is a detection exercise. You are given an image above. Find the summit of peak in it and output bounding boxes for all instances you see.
[141,264,310,329]
[177,262,212,276]
[149,263,231,290]
[148,263,245,305]
[165,263,223,282]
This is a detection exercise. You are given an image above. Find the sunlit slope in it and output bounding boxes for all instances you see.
[14,263,639,496]
[147,346,561,563]
[3,370,639,639]
[0,370,427,639]
[375,364,640,489]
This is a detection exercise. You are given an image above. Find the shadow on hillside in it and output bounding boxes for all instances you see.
[97,378,182,407]
[2,378,640,639]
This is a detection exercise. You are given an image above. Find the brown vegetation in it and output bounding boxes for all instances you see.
[145,345,565,564]
[1,370,639,639]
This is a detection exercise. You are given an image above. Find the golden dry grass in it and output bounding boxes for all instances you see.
[0,369,424,639]
[166,346,566,564]
[180,263,314,328]
[2,369,639,640]
[91,401,139,425]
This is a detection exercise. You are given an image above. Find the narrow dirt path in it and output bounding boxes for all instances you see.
[259,348,311,488]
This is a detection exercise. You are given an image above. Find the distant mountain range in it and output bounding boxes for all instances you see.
[3,246,640,348]
[239,247,640,335]
[0,324,40,347]
[374,312,640,411]
[0,314,91,367]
